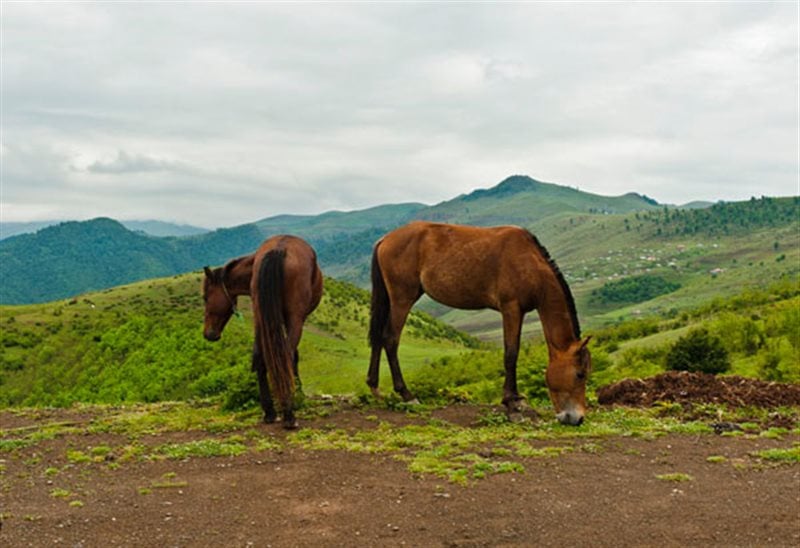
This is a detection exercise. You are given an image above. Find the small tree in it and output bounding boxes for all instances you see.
[666,328,730,375]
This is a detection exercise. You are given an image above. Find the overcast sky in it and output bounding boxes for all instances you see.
[2,2,798,228]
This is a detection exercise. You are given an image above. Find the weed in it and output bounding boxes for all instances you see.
[69,500,84,508]
[706,456,727,463]
[50,488,71,498]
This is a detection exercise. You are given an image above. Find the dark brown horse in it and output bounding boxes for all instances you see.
[203,235,323,428]
[368,221,591,425]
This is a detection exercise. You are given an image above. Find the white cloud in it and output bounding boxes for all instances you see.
[1,2,797,227]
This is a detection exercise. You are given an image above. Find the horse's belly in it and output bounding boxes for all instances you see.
[421,271,496,311]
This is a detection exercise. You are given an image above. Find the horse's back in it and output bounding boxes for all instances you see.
[377,222,539,310]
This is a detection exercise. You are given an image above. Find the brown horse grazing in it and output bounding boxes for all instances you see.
[203,235,323,429]
[368,221,591,426]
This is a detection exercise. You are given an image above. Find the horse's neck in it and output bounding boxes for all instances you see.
[226,256,255,296]
[537,289,579,353]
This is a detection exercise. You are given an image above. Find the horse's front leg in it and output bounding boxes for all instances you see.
[252,341,277,424]
[501,306,527,416]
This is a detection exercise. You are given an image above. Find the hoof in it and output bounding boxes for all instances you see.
[405,398,421,406]
[504,396,530,414]
[263,413,278,424]
[369,386,383,400]
[282,418,299,430]
[507,411,528,424]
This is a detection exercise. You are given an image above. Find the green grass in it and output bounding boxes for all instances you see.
[2,399,798,485]
[752,445,800,463]
[0,275,474,408]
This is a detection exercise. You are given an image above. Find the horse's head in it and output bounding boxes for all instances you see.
[545,337,592,426]
[202,266,237,342]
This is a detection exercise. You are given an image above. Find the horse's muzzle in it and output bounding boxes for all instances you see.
[556,410,584,426]
[203,330,221,342]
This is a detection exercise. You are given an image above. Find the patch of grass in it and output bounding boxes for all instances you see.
[759,428,789,440]
[151,480,189,489]
[706,455,727,464]
[656,473,693,482]
[69,500,84,508]
[88,403,251,438]
[253,437,283,452]
[66,450,92,464]
[752,445,800,463]
[0,439,33,452]
[50,488,71,498]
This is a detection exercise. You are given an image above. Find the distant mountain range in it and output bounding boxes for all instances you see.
[2,175,790,305]
[0,220,209,240]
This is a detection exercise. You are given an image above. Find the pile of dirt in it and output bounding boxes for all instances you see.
[597,371,800,408]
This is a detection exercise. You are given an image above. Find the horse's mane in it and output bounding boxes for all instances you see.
[524,230,581,339]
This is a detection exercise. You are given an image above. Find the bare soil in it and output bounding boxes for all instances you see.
[2,381,800,547]
[597,371,800,408]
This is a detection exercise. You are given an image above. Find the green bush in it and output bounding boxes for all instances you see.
[591,275,680,305]
[666,328,730,375]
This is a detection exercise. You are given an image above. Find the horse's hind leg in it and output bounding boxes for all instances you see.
[252,341,277,423]
[385,299,417,402]
[366,346,382,399]
[279,319,305,430]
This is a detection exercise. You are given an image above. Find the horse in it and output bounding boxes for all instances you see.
[202,235,323,429]
[368,221,591,425]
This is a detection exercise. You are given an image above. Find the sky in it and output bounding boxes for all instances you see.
[2,2,798,229]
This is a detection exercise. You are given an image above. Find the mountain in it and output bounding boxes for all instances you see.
[0,219,265,304]
[2,175,797,307]
[0,219,209,240]
[255,202,426,238]
[121,220,209,237]
[0,221,62,240]
[417,176,660,226]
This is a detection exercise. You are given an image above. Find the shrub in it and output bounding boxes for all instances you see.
[665,328,730,375]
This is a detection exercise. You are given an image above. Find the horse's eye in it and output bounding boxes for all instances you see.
[576,370,586,381]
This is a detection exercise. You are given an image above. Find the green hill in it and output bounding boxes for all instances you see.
[0,274,476,407]
[417,175,660,226]
[0,176,666,304]
[0,219,265,304]
[2,177,797,314]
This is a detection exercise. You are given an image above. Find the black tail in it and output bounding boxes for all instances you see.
[368,244,390,350]
[255,249,293,405]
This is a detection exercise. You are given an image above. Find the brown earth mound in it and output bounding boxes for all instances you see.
[597,371,800,408]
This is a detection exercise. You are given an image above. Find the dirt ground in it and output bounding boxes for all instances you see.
[598,371,800,408]
[2,378,799,547]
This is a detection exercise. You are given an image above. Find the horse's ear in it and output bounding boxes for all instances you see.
[580,336,592,350]
[203,266,213,279]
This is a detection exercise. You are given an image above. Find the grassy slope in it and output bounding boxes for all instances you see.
[0,274,475,407]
